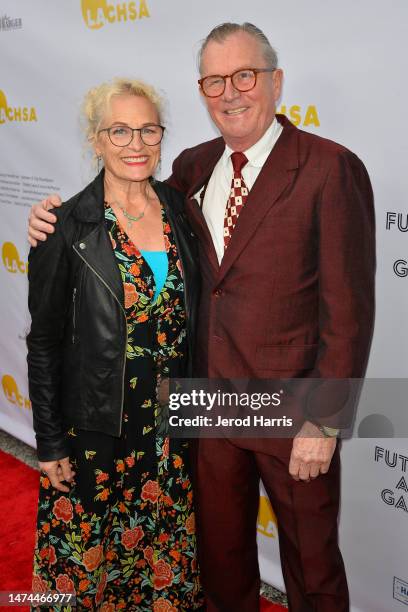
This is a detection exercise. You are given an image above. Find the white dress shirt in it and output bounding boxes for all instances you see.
[195,117,283,264]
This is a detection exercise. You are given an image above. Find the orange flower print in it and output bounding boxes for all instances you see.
[153,559,175,590]
[143,545,154,567]
[39,545,57,565]
[82,596,93,608]
[55,573,75,593]
[125,455,135,468]
[169,549,181,562]
[32,574,48,593]
[141,479,159,503]
[100,604,115,612]
[118,502,127,513]
[121,526,144,551]
[80,522,91,538]
[129,263,141,277]
[52,496,73,523]
[95,571,107,606]
[173,456,183,469]
[96,471,109,484]
[75,502,84,514]
[158,533,169,544]
[123,489,133,501]
[157,332,167,346]
[163,223,171,234]
[137,312,148,323]
[116,460,125,473]
[98,488,110,501]
[41,523,50,534]
[164,235,171,252]
[79,579,90,592]
[105,550,116,561]
[153,598,178,612]
[185,512,195,535]
[124,283,138,309]
[40,475,50,489]
[162,438,169,459]
[83,544,103,572]
[122,241,141,258]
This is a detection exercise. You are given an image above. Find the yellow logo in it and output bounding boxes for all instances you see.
[2,374,31,410]
[2,242,28,274]
[257,495,278,538]
[81,0,150,29]
[0,89,37,124]
[278,104,320,128]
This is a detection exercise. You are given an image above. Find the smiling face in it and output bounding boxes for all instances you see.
[200,31,283,151]
[94,94,161,184]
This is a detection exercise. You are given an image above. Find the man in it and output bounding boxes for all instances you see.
[28,22,375,612]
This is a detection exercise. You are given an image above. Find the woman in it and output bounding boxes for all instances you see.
[27,78,203,611]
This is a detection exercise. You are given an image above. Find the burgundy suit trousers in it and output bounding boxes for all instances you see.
[190,438,349,612]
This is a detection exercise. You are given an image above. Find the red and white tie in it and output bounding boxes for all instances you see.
[223,151,249,249]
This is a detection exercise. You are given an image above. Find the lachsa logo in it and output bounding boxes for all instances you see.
[2,242,28,274]
[278,104,320,128]
[2,374,31,410]
[0,89,37,124]
[81,0,150,30]
[257,495,278,539]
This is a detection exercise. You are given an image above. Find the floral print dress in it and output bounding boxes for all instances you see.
[32,202,203,611]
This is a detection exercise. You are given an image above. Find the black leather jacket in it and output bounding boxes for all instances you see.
[27,172,200,461]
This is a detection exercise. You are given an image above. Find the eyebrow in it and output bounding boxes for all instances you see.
[109,121,159,127]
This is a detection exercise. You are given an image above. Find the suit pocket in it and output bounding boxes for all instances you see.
[255,344,318,371]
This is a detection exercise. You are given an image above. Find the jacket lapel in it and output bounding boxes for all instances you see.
[184,142,225,273]
[218,119,300,283]
[73,225,125,309]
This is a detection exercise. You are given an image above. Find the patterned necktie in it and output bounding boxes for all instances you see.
[223,151,249,249]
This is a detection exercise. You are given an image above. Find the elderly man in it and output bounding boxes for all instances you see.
[28,22,375,612]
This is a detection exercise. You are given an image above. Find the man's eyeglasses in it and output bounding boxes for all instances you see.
[98,124,165,147]
[198,68,275,98]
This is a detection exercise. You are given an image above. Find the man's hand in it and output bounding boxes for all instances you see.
[39,456,75,492]
[289,420,337,482]
[28,194,62,247]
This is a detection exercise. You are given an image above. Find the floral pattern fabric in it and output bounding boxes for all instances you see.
[32,202,203,611]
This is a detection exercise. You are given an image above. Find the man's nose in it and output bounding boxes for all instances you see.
[222,76,241,102]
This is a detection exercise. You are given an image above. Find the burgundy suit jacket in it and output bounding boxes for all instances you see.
[167,114,375,448]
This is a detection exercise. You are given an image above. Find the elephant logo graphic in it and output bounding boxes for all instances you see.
[257,495,278,538]
[2,374,24,407]
[81,0,109,29]
[2,242,27,273]
[0,89,9,124]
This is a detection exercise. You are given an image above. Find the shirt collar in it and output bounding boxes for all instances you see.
[222,117,282,170]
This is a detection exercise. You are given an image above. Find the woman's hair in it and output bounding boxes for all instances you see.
[82,77,163,160]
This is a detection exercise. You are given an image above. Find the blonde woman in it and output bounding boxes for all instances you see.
[27,78,203,610]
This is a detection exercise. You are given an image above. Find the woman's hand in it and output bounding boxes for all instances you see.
[39,457,76,492]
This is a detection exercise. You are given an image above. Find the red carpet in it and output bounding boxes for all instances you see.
[0,449,39,611]
[0,448,286,611]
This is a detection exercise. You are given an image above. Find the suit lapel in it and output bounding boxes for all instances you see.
[184,141,224,273]
[218,120,299,283]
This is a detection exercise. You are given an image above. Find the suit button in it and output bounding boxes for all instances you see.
[213,288,222,297]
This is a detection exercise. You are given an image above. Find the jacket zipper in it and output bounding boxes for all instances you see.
[72,287,77,344]
[73,245,127,435]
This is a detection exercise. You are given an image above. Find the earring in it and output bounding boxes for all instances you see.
[97,155,103,173]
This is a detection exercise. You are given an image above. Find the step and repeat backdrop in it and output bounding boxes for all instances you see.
[1,1,407,610]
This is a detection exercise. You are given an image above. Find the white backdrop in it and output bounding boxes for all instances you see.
[1,2,407,610]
